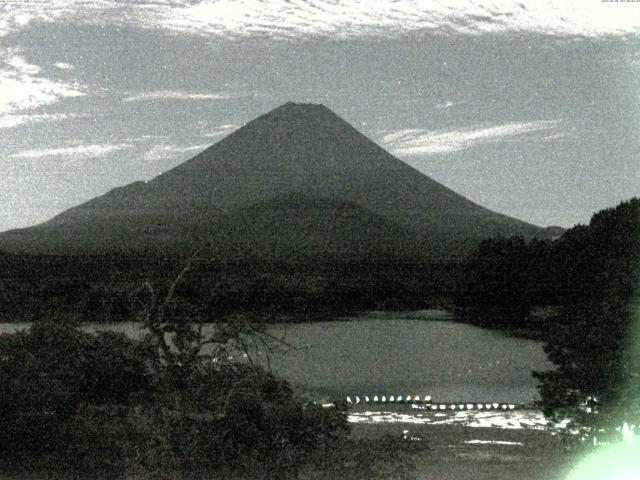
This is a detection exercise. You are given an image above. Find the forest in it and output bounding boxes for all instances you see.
[454,198,640,435]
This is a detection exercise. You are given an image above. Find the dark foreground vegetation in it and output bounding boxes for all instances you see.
[455,198,640,438]
[0,315,425,479]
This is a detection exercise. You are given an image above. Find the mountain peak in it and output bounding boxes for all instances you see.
[279,101,327,110]
[0,103,549,257]
[266,101,333,119]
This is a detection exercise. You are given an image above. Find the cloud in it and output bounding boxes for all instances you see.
[7,55,41,75]
[54,62,74,70]
[149,0,640,38]
[382,119,562,156]
[0,1,113,37]
[0,52,84,115]
[9,144,133,160]
[142,143,210,161]
[122,90,234,102]
[0,5,56,37]
[436,101,464,110]
[2,1,639,39]
[201,124,239,137]
[0,113,78,129]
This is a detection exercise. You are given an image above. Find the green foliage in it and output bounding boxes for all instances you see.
[532,198,640,437]
[130,255,355,479]
[1,314,417,479]
[453,236,545,327]
[306,434,426,480]
[0,321,152,475]
[453,198,640,438]
[0,250,453,323]
[143,363,349,479]
[534,301,638,429]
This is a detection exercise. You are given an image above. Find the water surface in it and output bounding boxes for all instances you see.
[0,312,553,403]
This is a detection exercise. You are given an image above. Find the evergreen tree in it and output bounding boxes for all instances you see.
[534,198,640,438]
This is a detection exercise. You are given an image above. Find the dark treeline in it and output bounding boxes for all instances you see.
[0,252,457,322]
[454,198,640,436]
[453,198,640,331]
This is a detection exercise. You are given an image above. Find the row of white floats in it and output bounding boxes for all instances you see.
[344,395,517,410]
[346,395,431,404]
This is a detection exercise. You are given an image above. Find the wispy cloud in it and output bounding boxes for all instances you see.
[0,4,70,37]
[9,144,133,160]
[142,143,210,161]
[0,113,79,129]
[150,0,640,38]
[122,90,233,102]
[436,101,464,110]
[382,120,562,156]
[54,62,74,71]
[0,52,84,115]
[7,55,41,75]
[201,124,239,137]
[2,1,638,39]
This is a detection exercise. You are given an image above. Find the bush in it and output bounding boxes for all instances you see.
[0,321,152,474]
[141,362,349,479]
[0,321,356,479]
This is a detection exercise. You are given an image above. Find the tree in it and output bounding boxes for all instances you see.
[0,320,152,475]
[454,236,539,327]
[135,252,354,479]
[534,198,640,442]
[0,250,424,479]
[534,301,639,434]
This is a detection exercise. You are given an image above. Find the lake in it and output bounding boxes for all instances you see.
[0,311,553,404]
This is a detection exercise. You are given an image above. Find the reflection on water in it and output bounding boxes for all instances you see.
[0,312,553,403]
[347,409,555,430]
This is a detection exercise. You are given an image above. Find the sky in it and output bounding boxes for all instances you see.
[1,0,639,232]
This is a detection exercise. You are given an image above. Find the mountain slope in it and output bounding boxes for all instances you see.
[0,102,548,259]
[204,192,431,263]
